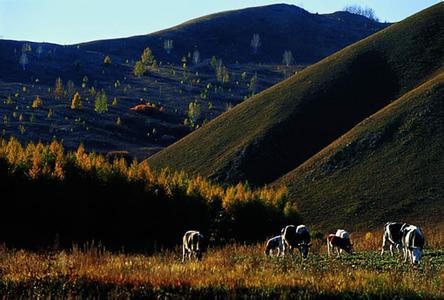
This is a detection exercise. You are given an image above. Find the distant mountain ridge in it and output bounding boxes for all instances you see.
[80,4,387,64]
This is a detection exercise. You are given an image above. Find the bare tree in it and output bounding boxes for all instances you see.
[36,45,43,58]
[344,5,379,22]
[164,39,174,54]
[282,50,294,67]
[251,33,261,54]
[19,52,28,70]
[192,49,200,65]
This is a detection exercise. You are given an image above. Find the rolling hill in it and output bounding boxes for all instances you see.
[276,72,444,229]
[0,4,386,158]
[147,3,444,186]
[81,4,386,64]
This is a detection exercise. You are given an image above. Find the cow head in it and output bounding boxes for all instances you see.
[409,247,423,264]
[298,242,312,258]
[344,242,353,254]
[194,249,203,260]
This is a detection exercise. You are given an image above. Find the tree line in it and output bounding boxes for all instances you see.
[0,138,299,250]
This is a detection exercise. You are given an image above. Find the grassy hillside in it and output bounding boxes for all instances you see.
[275,72,444,230]
[81,4,386,64]
[147,3,444,186]
[1,3,385,158]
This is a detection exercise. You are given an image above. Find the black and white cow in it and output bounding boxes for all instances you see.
[335,229,350,240]
[381,222,408,256]
[182,230,206,262]
[402,225,425,265]
[281,225,311,258]
[264,235,284,256]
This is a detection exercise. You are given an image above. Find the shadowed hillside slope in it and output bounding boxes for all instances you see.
[276,72,444,229]
[147,3,444,185]
[81,4,386,64]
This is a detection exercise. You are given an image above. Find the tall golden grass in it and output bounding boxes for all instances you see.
[0,238,442,298]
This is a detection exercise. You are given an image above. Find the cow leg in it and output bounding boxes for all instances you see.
[282,240,289,256]
[182,245,186,262]
[389,244,394,256]
[381,232,387,256]
[336,247,340,257]
[327,240,331,257]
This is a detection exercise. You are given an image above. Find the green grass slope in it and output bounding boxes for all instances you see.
[147,3,444,185]
[276,72,444,230]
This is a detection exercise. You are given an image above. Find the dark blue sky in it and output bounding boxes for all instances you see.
[1,0,441,44]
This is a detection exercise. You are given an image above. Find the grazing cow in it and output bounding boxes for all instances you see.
[264,235,284,256]
[182,230,206,262]
[381,222,408,256]
[335,229,350,240]
[281,225,311,258]
[327,231,353,256]
[402,225,425,265]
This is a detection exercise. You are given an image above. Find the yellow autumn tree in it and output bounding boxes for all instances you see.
[32,96,43,108]
[54,78,64,99]
[71,92,82,110]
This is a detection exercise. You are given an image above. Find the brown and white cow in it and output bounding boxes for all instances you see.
[281,225,311,258]
[402,225,425,265]
[327,230,353,256]
[182,230,206,262]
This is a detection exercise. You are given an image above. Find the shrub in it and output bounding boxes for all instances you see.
[103,55,111,66]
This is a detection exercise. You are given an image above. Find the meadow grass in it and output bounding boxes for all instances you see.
[0,230,442,299]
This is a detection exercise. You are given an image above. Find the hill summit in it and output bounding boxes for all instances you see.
[148,3,444,188]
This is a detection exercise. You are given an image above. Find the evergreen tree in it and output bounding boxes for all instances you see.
[187,101,201,127]
[133,61,146,77]
[94,91,108,114]
[133,47,157,76]
[141,48,154,65]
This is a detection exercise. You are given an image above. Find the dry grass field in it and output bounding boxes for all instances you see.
[0,228,442,298]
